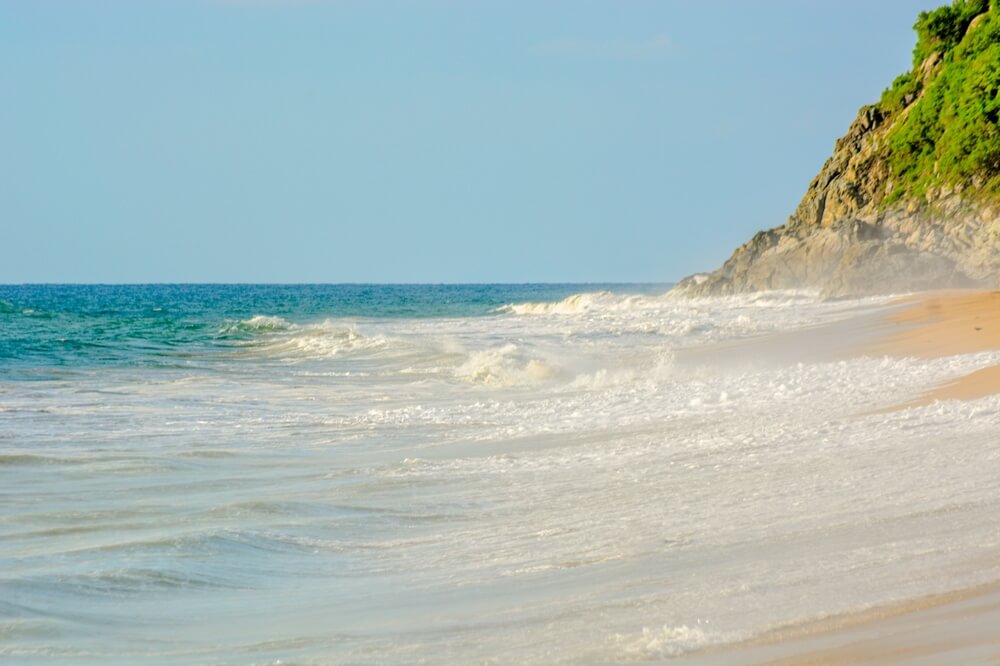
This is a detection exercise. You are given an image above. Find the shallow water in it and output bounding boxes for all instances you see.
[2,284,999,663]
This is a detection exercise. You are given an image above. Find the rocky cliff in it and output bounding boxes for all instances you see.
[676,0,1000,297]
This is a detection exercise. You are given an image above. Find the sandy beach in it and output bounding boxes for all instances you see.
[769,290,1000,664]
[688,582,1000,665]
[775,290,1000,664]
[684,290,1000,664]
[5,285,1000,662]
[868,290,1000,410]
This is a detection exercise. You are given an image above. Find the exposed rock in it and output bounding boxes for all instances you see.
[674,0,1000,298]
[674,68,1000,298]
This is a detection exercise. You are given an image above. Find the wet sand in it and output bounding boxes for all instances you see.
[687,581,1000,665]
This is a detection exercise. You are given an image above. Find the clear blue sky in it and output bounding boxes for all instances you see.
[1,0,939,283]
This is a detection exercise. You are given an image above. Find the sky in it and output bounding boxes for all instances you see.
[1,0,942,283]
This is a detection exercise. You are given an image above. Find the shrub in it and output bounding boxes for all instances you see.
[882,0,1000,201]
[911,0,990,67]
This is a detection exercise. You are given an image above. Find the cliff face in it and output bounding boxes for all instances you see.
[676,1,1000,297]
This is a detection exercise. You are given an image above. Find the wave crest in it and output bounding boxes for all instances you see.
[455,343,559,385]
[503,291,668,315]
[256,321,387,359]
[219,315,293,335]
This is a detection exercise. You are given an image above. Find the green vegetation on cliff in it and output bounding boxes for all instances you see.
[879,0,1000,203]
[675,0,1000,297]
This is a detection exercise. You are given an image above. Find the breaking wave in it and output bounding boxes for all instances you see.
[500,289,838,317]
[255,320,388,359]
[502,291,669,315]
[219,315,293,335]
[454,343,560,385]
[217,315,391,359]
[8,284,991,664]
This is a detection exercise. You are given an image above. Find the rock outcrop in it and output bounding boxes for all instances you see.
[675,2,1000,298]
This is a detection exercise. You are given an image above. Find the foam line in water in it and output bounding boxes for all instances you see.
[4,285,1000,663]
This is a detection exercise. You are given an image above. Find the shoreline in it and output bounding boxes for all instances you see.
[687,579,1000,665]
[682,289,1000,663]
[863,290,1000,410]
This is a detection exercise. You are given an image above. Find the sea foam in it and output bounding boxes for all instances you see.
[4,285,1000,664]
[454,343,559,385]
[219,314,293,334]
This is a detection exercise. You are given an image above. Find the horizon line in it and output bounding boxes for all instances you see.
[0,280,678,287]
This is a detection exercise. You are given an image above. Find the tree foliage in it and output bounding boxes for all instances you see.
[911,0,990,66]
[880,0,1000,203]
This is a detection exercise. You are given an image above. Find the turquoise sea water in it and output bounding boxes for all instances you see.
[3,284,1000,663]
[1,284,659,376]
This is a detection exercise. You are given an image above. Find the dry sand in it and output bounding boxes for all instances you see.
[866,290,1000,409]
[869,291,1000,358]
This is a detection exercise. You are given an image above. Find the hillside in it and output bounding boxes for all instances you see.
[676,0,1000,297]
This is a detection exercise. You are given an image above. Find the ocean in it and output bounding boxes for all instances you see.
[2,284,1000,663]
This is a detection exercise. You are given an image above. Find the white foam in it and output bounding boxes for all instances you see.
[219,314,293,334]
[454,343,560,385]
[610,624,719,659]
[9,289,1000,663]
[259,321,388,359]
[241,315,292,330]
[503,290,669,315]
